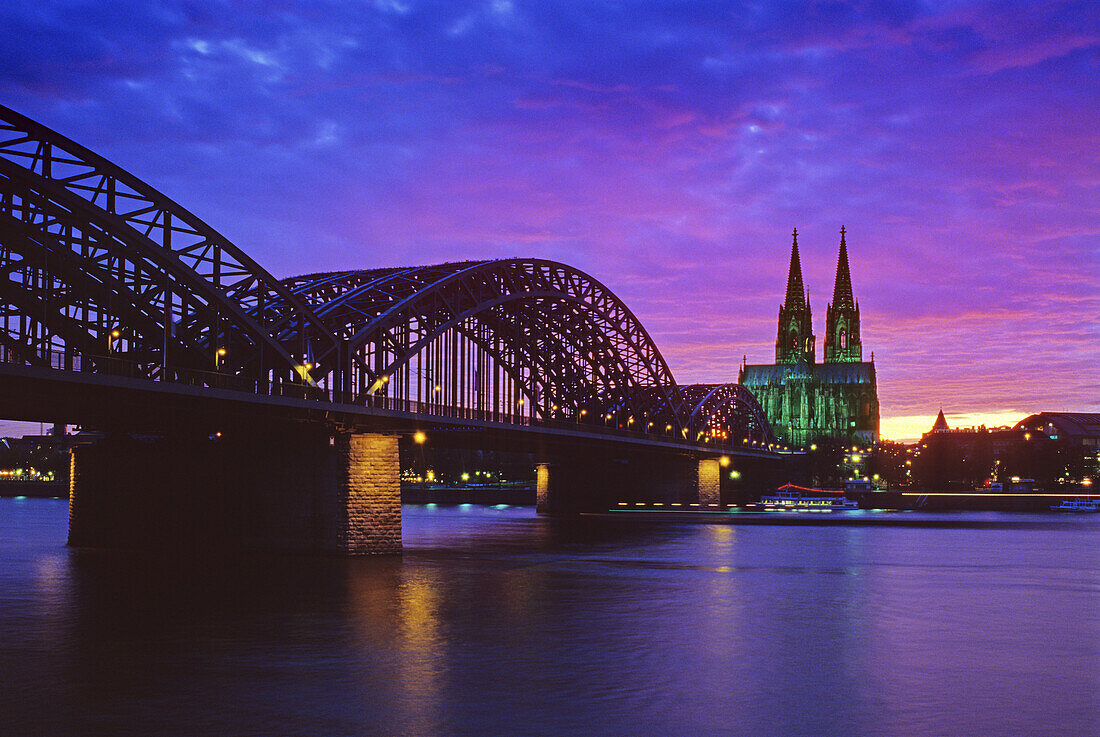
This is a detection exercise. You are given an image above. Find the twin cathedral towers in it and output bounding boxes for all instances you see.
[739,227,881,447]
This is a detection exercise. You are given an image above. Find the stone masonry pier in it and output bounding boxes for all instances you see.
[68,426,401,555]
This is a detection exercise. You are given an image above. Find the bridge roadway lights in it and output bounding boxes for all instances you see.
[68,426,401,555]
[534,452,725,513]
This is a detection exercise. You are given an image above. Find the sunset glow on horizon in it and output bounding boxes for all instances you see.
[880,411,1036,444]
[0,1,1096,438]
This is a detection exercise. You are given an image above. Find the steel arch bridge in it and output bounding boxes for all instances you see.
[0,104,775,448]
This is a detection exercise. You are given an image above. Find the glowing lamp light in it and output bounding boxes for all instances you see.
[719,456,730,467]
[413,431,427,444]
[111,329,121,338]
[217,348,227,356]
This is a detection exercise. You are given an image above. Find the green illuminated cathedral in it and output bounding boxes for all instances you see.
[739,228,880,448]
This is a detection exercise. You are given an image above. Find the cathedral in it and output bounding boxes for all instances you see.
[739,227,880,448]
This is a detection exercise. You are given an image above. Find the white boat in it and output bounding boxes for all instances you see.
[1049,497,1100,512]
[759,485,859,511]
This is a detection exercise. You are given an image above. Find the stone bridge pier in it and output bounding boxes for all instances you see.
[68,425,402,555]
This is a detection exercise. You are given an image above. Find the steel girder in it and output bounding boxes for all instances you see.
[678,383,775,444]
[0,165,235,373]
[601,383,775,444]
[283,260,776,444]
[0,104,338,384]
[284,259,686,425]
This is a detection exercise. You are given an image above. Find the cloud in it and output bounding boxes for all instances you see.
[966,33,1099,74]
[0,0,1096,426]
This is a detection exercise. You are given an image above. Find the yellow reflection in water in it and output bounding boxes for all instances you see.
[395,572,446,733]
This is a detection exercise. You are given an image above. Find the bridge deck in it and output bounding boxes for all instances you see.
[0,361,781,459]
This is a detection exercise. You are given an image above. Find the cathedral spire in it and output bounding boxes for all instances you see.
[783,228,806,310]
[824,226,862,363]
[831,225,855,310]
[775,228,814,364]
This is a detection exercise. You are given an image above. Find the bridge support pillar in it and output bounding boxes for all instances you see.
[697,459,721,506]
[67,427,401,555]
[329,433,401,555]
[535,463,552,513]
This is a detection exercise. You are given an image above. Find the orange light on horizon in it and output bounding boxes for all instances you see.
[879,411,1031,442]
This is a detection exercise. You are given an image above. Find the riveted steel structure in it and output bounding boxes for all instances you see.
[0,104,339,390]
[281,262,674,422]
[0,104,775,448]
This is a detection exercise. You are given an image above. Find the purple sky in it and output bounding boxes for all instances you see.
[1,1,1097,440]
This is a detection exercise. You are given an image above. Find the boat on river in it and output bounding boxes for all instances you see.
[758,484,859,511]
[1049,497,1100,512]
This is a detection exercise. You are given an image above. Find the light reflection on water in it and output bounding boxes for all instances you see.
[1,498,1099,736]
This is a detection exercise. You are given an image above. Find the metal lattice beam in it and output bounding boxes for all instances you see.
[0,104,339,387]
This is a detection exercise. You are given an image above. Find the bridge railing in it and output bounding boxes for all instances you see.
[0,345,780,452]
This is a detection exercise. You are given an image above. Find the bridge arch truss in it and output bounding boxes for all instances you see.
[0,104,338,386]
[281,260,685,425]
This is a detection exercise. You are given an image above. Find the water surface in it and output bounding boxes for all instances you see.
[2,498,1099,736]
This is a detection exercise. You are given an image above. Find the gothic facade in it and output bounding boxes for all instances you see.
[739,228,880,447]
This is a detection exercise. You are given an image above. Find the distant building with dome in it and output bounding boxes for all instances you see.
[739,228,880,448]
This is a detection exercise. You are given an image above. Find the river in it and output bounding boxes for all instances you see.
[2,498,1098,736]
